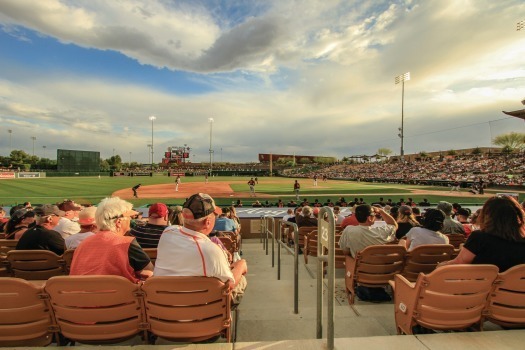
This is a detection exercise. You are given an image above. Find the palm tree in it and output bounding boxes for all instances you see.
[492,132,525,152]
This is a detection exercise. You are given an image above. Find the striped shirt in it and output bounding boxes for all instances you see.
[129,223,167,248]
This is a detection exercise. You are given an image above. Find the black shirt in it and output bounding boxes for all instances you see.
[16,225,65,255]
[464,230,525,272]
[128,239,151,271]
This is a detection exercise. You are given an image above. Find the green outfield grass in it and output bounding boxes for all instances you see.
[0,175,520,208]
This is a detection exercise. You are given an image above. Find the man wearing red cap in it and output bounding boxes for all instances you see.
[155,193,248,304]
[129,203,169,248]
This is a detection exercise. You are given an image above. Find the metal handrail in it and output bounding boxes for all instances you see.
[316,207,335,350]
[280,220,299,314]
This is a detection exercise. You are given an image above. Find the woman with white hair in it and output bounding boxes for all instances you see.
[70,197,154,283]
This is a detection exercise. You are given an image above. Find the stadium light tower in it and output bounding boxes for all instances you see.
[31,136,36,156]
[395,72,410,160]
[42,145,46,158]
[517,20,524,31]
[208,118,214,173]
[149,115,156,171]
[8,129,12,150]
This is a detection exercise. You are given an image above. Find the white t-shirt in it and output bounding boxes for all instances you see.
[64,231,95,249]
[54,218,80,238]
[154,225,234,284]
[338,224,396,257]
[406,227,449,251]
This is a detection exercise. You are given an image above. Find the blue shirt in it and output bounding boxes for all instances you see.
[213,217,237,232]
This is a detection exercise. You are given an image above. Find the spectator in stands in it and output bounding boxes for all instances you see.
[234,199,243,208]
[129,203,169,248]
[404,209,449,251]
[0,208,7,232]
[16,204,65,255]
[339,204,397,258]
[412,207,423,224]
[436,201,465,235]
[168,205,184,226]
[154,193,248,304]
[340,205,359,229]
[70,197,153,282]
[395,205,421,239]
[333,206,345,225]
[282,208,294,223]
[418,198,431,207]
[276,199,284,207]
[54,200,82,239]
[439,196,525,272]
[65,207,97,249]
[4,208,35,239]
[455,208,472,236]
[252,200,262,207]
[295,206,318,228]
[213,208,237,233]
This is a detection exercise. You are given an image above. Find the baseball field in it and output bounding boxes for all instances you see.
[1,175,521,208]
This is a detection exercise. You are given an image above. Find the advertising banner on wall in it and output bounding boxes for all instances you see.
[0,172,15,179]
[18,172,42,178]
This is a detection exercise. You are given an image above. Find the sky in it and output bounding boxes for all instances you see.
[0,0,524,164]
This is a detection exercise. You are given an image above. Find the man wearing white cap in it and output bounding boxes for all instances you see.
[155,193,247,304]
[70,197,153,283]
[64,206,97,249]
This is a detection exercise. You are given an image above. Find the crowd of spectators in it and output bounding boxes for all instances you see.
[289,153,525,187]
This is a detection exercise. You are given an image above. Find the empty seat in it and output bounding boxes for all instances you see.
[0,278,56,346]
[345,245,406,304]
[45,275,146,344]
[6,250,66,280]
[402,244,455,282]
[485,264,525,328]
[392,264,499,334]
[142,276,232,343]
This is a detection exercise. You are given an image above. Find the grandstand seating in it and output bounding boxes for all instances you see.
[391,264,499,334]
[0,239,17,256]
[143,248,157,265]
[6,250,66,280]
[61,249,75,274]
[446,233,466,249]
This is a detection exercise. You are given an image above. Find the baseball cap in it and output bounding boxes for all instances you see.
[149,203,168,218]
[78,207,97,225]
[436,201,453,215]
[456,208,470,217]
[34,204,65,217]
[183,193,222,220]
[11,208,35,222]
[58,200,82,212]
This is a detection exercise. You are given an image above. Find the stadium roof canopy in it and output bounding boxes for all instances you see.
[502,109,525,120]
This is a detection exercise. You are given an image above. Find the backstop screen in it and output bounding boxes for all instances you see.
[57,149,100,172]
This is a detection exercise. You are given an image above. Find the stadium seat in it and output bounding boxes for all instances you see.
[345,245,406,305]
[484,264,525,328]
[402,244,455,282]
[445,233,466,249]
[61,249,75,274]
[0,278,57,347]
[0,239,18,256]
[392,264,498,334]
[141,276,233,343]
[6,250,66,280]
[143,248,157,266]
[45,275,147,345]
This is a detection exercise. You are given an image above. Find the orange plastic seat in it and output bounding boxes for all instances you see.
[143,248,157,265]
[62,249,75,274]
[392,264,499,334]
[6,250,66,280]
[485,264,525,328]
[402,244,455,282]
[345,245,406,304]
[445,233,466,249]
[142,276,232,343]
[303,229,318,264]
[297,226,316,249]
[44,275,146,344]
[0,239,18,256]
[0,278,56,346]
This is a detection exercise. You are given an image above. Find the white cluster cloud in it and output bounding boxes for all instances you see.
[0,0,524,162]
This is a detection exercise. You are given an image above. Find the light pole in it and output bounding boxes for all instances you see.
[208,118,214,173]
[518,20,524,31]
[149,115,156,171]
[31,136,36,156]
[42,145,46,158]
[8,129,12,150]
[395,72,410,160]
[129,151,132,165]
[147,144,152,164]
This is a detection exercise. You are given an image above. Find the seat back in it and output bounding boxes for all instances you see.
[142,276,231,343]
[403,244,455,282]
[218,236,235,262]
[44,275,145,344]
[303,230,318,264]
[353,245,407,286]
[297,226,316,248]
[414,265,498,330]
[62,249,75,274]
[445,234,466,249]
[0,278,55,346]
[7,250,65,280]
[0,239,18,256]
[486,264,525,328]
[143,248,157,265]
